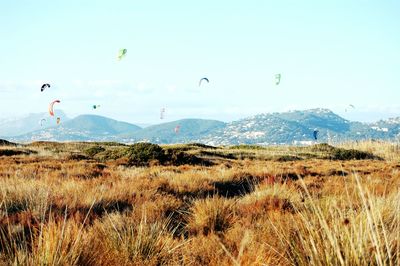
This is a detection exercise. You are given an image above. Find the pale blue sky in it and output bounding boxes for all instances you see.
[1,0,399,124]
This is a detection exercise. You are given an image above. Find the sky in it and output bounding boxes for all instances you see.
[0,0,399,124]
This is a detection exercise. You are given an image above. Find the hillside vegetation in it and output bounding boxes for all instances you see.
[0,140,399,265]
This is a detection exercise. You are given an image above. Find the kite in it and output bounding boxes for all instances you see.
[199,77,209,86]
[160,107,165,119]
[117,49,127,60]
[275,74,281,85]
[41,83,50,92]
[39,118,46,127]
[345,104,355,112]
[174,125,180,134]
[49,100,60,116]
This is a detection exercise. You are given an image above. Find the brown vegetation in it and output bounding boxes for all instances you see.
[0,141,399,265]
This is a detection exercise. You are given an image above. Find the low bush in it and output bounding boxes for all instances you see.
[126,143,213,167]
[310,143,381,160]
[126,143,166,166]
[166,150,213,166]
[66,153,89,161]
[199,150,236,159]
[98,148,129,161]
[84,146,106,157]
[331,148,379,160]
[310,143,336,152]
[230,145,266,150]
[273,155,302,162]
[0,139,17,146]
[0,149,36,157]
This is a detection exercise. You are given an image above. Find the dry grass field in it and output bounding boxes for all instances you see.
[0,140,399,265]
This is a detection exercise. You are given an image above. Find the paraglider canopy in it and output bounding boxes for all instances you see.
[199,77,209,87]
[41,83,50,92]
[117,49,127,60]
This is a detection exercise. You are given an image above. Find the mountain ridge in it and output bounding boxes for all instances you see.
[4,109,400,144]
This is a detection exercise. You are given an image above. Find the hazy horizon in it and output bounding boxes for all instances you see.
[1,107,399,127]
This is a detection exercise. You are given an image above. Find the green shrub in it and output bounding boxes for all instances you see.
[126,143,166,166]
[0,139,17,146]
[66,153,89,161]
[230,144,266,150]
[126,143,213,167]
[273,155,302,162]
[187,143,217,149]
[99,148,129,160]
[85,145,106,157]
[0,149,36,156]
[310,143,336,152]
[199,150,236,159]
[166,150,213,166]
[310,144,380,160]
[331,148,378,160]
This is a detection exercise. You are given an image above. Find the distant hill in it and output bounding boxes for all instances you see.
[369,117,400,139]
[0,111,69,137]
[121,119,226,144]
[61,115,141,134]
[5,109,400,144]
[11,115,141,142]
[200,109,400,145]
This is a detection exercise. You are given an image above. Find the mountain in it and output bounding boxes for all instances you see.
[11,115,141,142]
[120,119,226,144]
[369,117,400,139]
[5,109,400,145]
[199,109,400,145]
[0,111,69,137]
[198,109,349,145]
[61,115,141,134]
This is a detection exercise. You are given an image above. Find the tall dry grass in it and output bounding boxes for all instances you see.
[0,141,399,265]
[340,140,400,161]
[271,174,400,266]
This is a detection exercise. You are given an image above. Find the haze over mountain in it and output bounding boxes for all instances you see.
[4,109,400,145]
[9,114,141,142]
[0,111,69,137]
[120,119,226,144]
